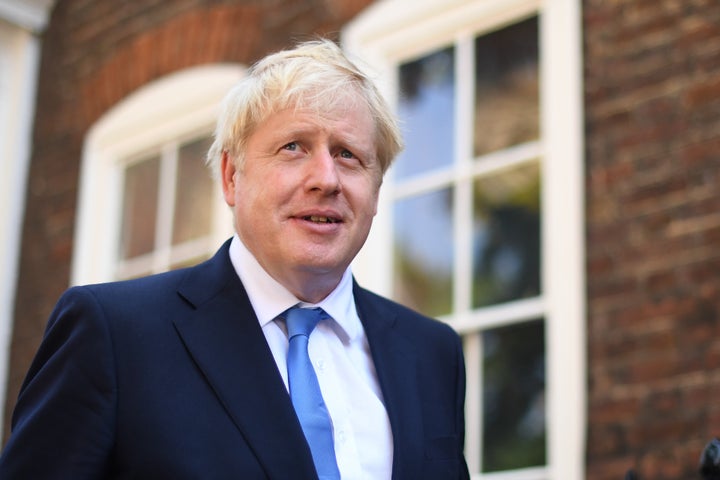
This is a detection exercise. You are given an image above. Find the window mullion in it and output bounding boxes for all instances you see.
[455,31,480,477]
[154,142,178,273]
[453,33,475,318]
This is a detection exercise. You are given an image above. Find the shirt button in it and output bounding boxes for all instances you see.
[316,359,326,373]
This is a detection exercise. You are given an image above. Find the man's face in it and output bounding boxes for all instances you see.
[221,101,382,301]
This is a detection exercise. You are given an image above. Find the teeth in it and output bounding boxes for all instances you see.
[305,215,335,223]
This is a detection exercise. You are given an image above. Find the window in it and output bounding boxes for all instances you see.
[73,65,241,285]
[345,0,585,478]
[116,135,217,279]
[393,14,546,475]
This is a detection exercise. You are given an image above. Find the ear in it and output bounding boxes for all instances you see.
[221,150,237,207]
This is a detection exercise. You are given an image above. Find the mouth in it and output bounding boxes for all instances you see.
[301,215,341,224]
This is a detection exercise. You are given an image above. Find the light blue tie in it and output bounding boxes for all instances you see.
[286,307,341,480]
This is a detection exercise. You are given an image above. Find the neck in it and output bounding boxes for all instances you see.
[280,270,343,304]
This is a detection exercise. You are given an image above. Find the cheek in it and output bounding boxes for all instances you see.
[350,186,380,224]
[364,178,382,216]
[235,172,289,219]
[370,188,380,216]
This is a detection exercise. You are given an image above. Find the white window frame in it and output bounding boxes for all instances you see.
[0,0,53,439]
[344,0,586,479]
[113,134,221,280]
[73,65,241,285]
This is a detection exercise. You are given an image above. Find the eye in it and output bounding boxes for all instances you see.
[339,149,355,159]
[283,141,298,151]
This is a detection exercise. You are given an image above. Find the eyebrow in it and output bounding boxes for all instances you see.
[277,127,373,153]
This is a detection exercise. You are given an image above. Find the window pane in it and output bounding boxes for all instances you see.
[396,47,455,180]
[474,16,539,156]
[171,254,211,271]
[472,161,541,307]
[393,188,453,317]
[482,319,546,472]
[119,156,159,259]
[173,137,215,245]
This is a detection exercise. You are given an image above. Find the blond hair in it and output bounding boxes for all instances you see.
[206,39,403,177]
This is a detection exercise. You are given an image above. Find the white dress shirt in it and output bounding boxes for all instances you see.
[228,235,393,479]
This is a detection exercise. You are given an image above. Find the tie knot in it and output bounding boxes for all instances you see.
[286,307,325,339]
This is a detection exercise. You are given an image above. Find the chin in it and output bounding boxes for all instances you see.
[292,251,350,275]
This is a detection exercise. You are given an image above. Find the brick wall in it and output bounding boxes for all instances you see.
[584,0,720,478]
[5,0,373,440]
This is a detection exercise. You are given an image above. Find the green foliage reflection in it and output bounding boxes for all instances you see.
[482,319,546,471]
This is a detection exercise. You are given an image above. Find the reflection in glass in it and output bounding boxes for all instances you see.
[473,161,540,307]
[396,47,455,180]
[393,188,454,317]
[482,319,546,472]
[173,137,214,245]
[474,16,539,156]
[120,156,159,259]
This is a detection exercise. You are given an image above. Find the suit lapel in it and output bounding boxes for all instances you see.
[169,244,425,479]
[354,284,424,480]
[172,242,317,479]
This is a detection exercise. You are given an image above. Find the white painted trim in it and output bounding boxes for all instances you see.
[390,141,542,200]
[540,0,586,478]
[463,333,482,474]
[156,143,179,269]
[73,65,243,285]
[0,0,54,32]
[451,296,546,334]
[478,466,547,480]
[0,20,42,439]
[344,0,539,64]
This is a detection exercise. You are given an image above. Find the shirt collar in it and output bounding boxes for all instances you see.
[228,235,360,342]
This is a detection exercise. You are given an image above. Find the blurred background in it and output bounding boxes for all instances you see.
[0,0,718,479]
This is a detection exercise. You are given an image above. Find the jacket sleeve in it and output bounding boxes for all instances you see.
[0,286,117,479]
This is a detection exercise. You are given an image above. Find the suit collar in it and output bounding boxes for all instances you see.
[173,240,318,479]
[227,235,361,342]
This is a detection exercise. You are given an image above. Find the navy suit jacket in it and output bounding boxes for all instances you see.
[0,240,469,479]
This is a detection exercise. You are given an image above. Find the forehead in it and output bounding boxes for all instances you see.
[257,100,376,143]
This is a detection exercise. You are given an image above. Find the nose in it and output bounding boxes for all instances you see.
[306,149,341,195]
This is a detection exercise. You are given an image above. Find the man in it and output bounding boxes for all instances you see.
[0,39,469,479]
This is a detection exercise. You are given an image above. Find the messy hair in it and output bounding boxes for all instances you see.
[206,38,403,177]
